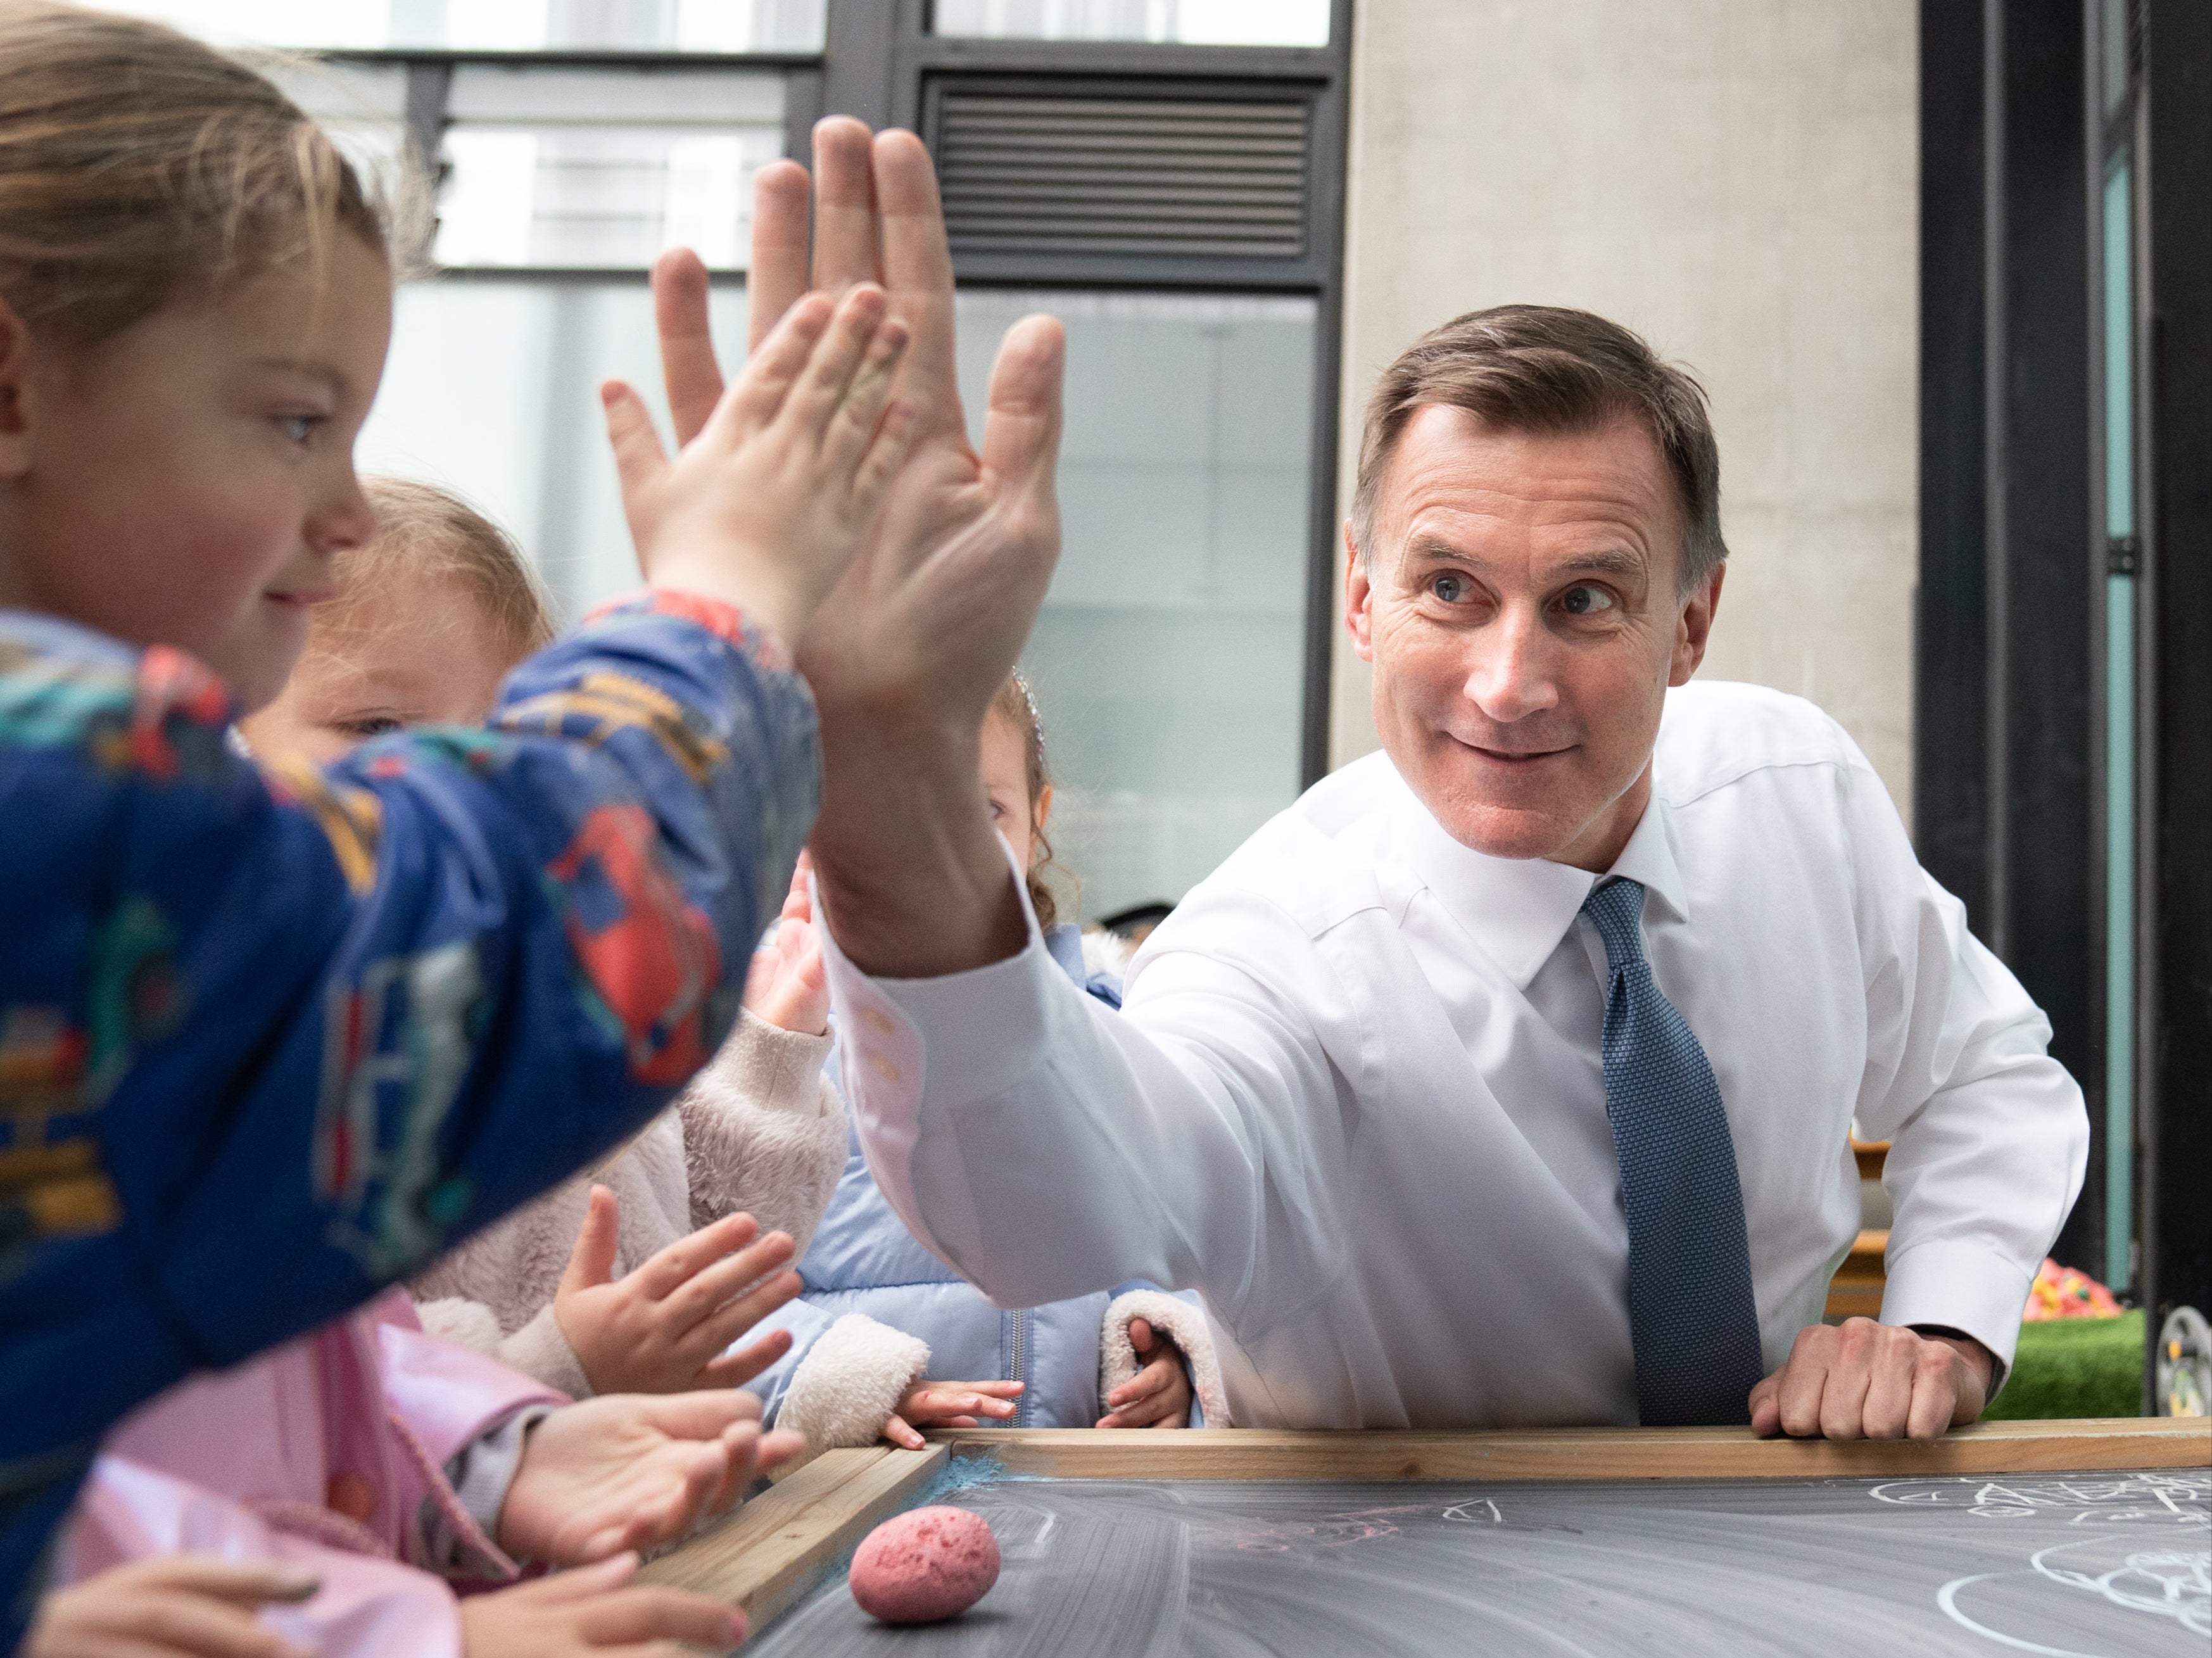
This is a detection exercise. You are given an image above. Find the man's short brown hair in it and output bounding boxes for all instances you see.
[1351,305,1726,592]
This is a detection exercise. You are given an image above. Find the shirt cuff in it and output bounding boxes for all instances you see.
[1880,1236,2034,1384]
[422,1402,555,1574]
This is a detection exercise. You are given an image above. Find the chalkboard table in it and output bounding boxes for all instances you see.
[645,1420,2209,1655]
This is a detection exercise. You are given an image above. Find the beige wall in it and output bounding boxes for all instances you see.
[1329,0,1919,820]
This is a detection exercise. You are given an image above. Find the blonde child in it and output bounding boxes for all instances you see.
[750,675,1229,1453]
[241,476,850,1402]
[1,1,913,1647]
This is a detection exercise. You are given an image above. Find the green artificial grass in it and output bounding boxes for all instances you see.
[1984,1309,2144,1419]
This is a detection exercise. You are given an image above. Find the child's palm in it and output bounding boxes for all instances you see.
[743,854,828,1035]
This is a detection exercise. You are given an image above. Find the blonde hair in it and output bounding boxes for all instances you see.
[0,1,405,348]
[989,671,1071,931]
[318,478,555,668]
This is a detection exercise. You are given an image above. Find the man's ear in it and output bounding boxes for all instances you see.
[1343,521,1375,664]
[0,295,38,480]
[1669,560,1726,687]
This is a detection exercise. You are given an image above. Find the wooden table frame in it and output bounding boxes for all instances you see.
[643,1418,2208,1639]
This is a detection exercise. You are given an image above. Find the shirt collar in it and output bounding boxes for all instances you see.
[1384,764,1690,991]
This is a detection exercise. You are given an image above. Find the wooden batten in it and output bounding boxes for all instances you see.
[931,1418,2212,1481]
[639,1444,944,1630]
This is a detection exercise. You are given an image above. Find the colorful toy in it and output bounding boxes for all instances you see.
[2021,1258,2123,1322]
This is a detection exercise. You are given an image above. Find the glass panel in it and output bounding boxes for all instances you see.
[952,291,1317,919]
[2101,154,2135,1291]
[436,66,785,269]
[355,277,752,619]
[933,0,1330,48]
[2101,0,2132,117]
[101,0,827,52]
[262,60,414,182]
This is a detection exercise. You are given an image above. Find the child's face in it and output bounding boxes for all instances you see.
[239,573,517,766]
[981,707,1051,873]
[0,232,391,711]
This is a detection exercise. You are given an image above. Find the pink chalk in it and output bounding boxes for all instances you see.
[849,1505,1001,1624]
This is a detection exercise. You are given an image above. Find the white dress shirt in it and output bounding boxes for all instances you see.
[819,681,2087,1429]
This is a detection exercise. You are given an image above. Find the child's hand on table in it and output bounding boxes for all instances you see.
[743,854,829,1037]
[880,1379,1024,1450]
[1098,1317,1194,1428]
[498,1392,803,1565]
[555,1186,801,1395]
[459,1552,744,1657]
[28,1557,319,1658]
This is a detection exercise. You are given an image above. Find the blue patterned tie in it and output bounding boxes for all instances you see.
[1581,877,1767,1426]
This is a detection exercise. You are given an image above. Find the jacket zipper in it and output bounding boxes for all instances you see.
[1006,1308,1030,1427]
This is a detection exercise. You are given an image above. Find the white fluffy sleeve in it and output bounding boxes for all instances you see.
[1101,1289,1230,1426]
[774,1314,931,1453]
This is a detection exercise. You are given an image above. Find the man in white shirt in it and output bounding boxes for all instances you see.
[662,122,2087,1439]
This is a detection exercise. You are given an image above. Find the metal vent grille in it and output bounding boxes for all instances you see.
[934,91,1310,260]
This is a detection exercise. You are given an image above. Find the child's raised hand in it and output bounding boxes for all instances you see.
[497,1394,806,1565]
[1097,1317,1194,1429]
[458,1552,745,1657]
[27,1556,320,1658]
[554,1187,802,1395]
[743,852,828,1035]
[602,278,914,649]
[880,1378,1023,1450]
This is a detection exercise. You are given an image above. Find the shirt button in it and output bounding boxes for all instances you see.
[860,1006,894,1035]
[869,1052,901,1084]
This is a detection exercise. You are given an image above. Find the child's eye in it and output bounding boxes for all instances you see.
[275,413,325,445]
[333,714,403,739]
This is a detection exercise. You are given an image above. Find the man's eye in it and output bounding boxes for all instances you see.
[1558,584,1616,617]
[1431,574,1469,604]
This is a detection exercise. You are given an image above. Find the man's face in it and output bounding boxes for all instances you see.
[1346,405,1722,870]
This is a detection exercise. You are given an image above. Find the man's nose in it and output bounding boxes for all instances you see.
[1461,604,1560,725]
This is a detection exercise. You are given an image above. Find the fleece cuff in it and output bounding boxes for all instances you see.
[1101,1291,1230,1427]
[776,1314,931,1452]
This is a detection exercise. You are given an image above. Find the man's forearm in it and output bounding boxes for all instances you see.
[809,713,1030,979]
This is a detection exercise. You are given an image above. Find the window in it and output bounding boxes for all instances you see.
[954,293,1318,915]
[104,1,826,53]
[932,0,1330,47]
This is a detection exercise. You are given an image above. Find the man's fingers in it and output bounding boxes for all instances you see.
[1859,1331,1919,1439]
[978,314,1068,502]
[871,128,963,427]
[1747,1372,1783,1437]
[1774,1327,1834,1438]
[560,1184,624,1296]
[1906,1341,1962,1441]
[649,248,723,448]
[695,1326,795,1390]
[637,1210,762,1301]
[811,117,880,292]
[747,158,812,351]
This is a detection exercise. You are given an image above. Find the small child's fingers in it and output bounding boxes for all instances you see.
[850,398,920,510]
[682,1267,804,1363]
[695,1327,794,1391]
[781,283,891,438]
[719,291,837,434]
[667,1231,797,1324]
[883,1413,926,1450]
[1106,1365,1168,1410]
[637,1212,763,1300]
[819,319,911,469]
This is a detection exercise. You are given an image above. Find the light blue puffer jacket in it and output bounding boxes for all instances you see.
[745,927,1183,1431]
